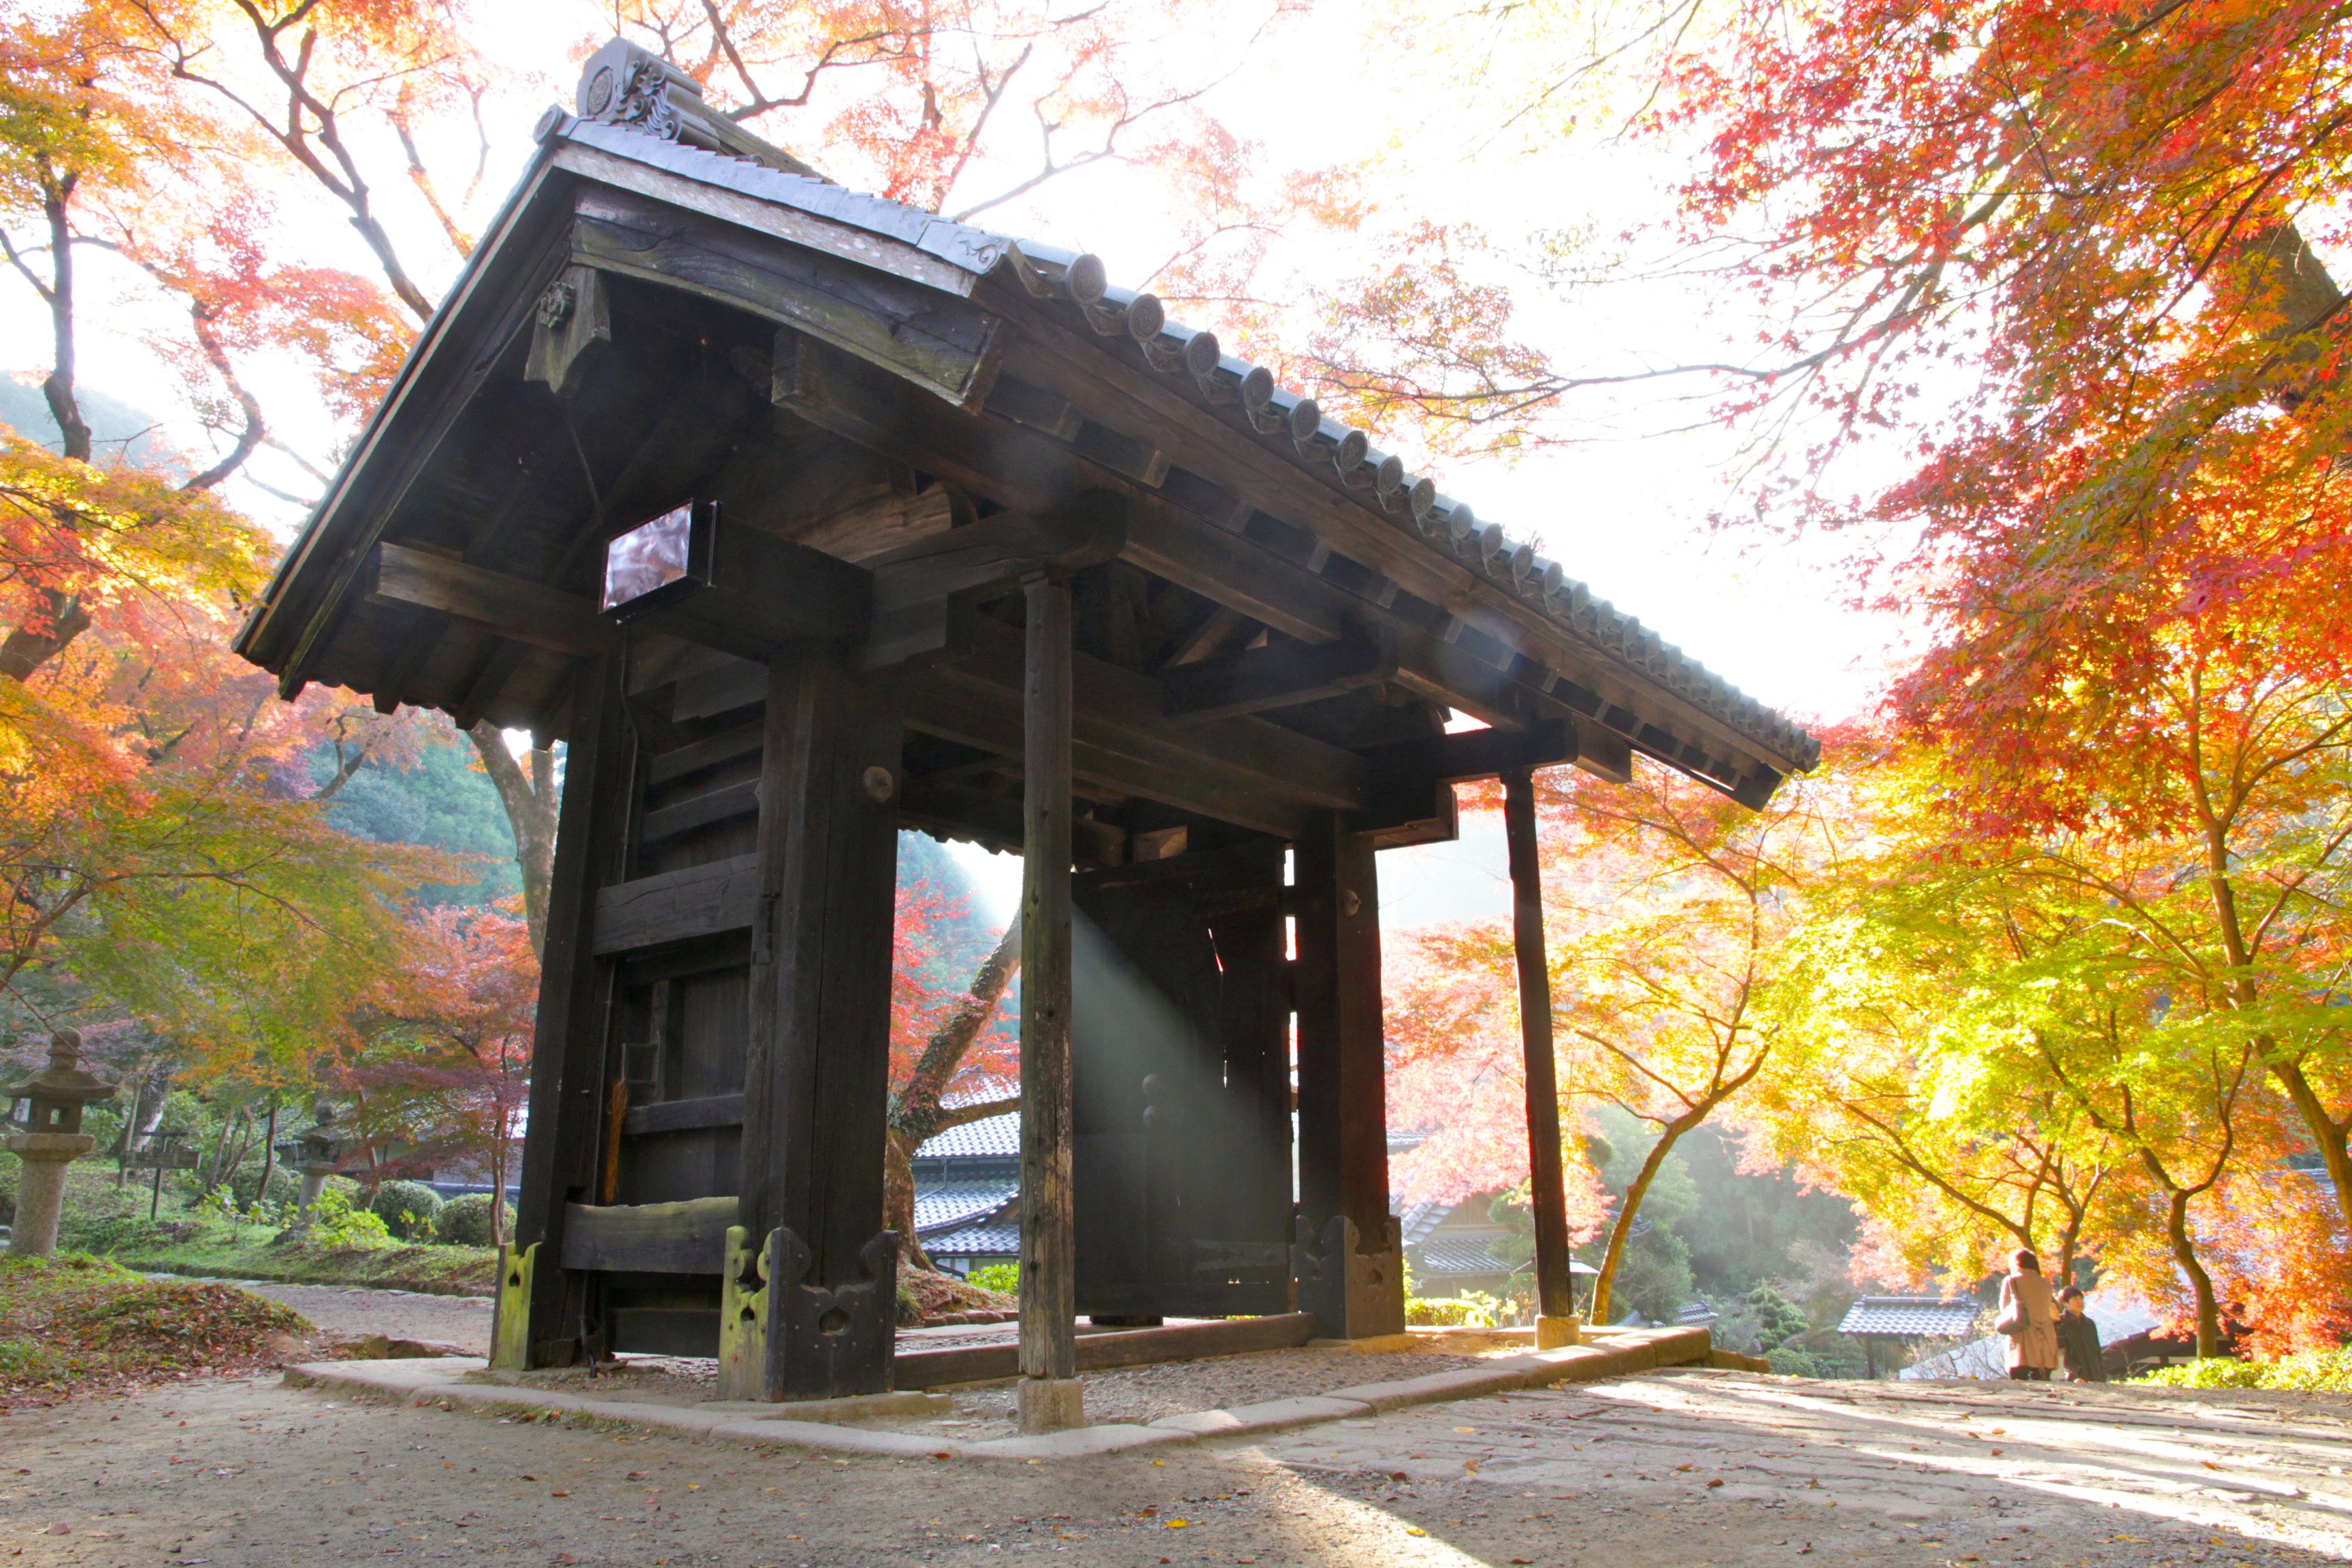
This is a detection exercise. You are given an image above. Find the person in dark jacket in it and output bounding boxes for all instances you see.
[2056,1286,2106,1382]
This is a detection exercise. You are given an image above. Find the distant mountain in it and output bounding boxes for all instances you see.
[0,374,178,471]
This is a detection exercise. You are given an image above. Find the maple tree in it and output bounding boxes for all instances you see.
[333,902,538,1245]
[1384,756,1845,1321]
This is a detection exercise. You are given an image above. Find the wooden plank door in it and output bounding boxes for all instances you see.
[1071,838,1291,1320]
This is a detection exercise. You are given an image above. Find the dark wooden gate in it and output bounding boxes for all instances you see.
[1071,838,1292,1320]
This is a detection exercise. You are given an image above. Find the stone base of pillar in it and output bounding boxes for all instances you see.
[6,1132,95,1256]
[1535,1314,1582,1350]
[1017,1376,1085,1434]
[296,1164,333,1213]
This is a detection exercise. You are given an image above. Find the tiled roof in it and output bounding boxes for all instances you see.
[1837,1296,1983,1338]
[531,51,1820,785]
[1416,1235,1515,1275]
[926,1223,1020,1258]
[913,1179,1017,1235]
[916,1112,1019,1160]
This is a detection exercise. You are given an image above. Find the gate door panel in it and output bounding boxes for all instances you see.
[1073,838,1292,1319]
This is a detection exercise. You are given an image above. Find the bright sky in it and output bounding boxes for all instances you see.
[0,2,1916,938]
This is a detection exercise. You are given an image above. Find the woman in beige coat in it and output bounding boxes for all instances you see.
[1998,1248,2060,1379]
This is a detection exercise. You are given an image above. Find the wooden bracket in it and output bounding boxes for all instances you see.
[764,1226,901,1401]
[524,264,610,399]
[717,1224,770,1401]
[490,1241,538,1371]
[860,493,1128,672]
[1291,1213,1403,1340]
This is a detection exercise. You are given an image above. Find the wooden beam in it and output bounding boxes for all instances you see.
[638,779,759,845]
[860,490,1127,671]
[621,1092,745,1137]
[368,542,611,657]
[1503,768,1575,1326]
[558,1196,738,1274]
[590,855,760,956]
[897,772,1127,868]
[575,184,1002,407]
[892,615,1367,838]
[621,524,871,662]
[1018,577,1080,1430]
[1162,631,1395,721]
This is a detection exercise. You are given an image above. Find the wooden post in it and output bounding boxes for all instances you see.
[1018,577,1083,1433]
[509,654,632,1369]
[729,646,904,1401]
[1503,767,1577,1345]
[1292,811,1405,1339]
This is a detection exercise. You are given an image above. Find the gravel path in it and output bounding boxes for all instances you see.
[7,1368,2351,1565]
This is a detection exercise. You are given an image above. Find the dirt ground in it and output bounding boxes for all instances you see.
[7,1364,2352,1566]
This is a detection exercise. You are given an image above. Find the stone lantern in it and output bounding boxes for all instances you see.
[4,1030,117,1256]
[280,1103,346,1215]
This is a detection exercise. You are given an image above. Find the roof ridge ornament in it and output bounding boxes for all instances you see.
[573,37,829,182]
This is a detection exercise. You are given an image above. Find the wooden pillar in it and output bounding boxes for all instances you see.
[725,646,904,1401]
[1292,811,1405,1339]
[1504,767,1576,1343]
[1018,578,1083,1431]
[505,654,632,1369]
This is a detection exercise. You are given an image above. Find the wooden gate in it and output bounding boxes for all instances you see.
[1071,838,1293,1320]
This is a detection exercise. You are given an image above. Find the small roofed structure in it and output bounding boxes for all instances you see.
[1838,1295,1983,1378]
[234,38,1815,1427]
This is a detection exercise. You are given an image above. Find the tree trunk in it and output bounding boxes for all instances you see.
[2268,1054,2352,1247]
[467,721,559,954]
[883,919,1024,1267]
[257,1098,279,1209]
[2161,1181,2223,1358]
[41,172,90,463]
[1588,1112,1701,1324]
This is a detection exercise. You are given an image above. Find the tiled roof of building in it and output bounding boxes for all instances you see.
[925,1222,1020,1258]
[1416,1235,1515,1275]
[1837,1296,1984,1338]
[524,44,1822,789]
[915,1112,1020,1160]
[913,1179,1017,1235]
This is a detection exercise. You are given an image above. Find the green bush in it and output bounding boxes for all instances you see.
[2138,1350,2352,1392]
[304,1188,392,1250]
[434,1193,512,1247]
[1765,1345,1820,1377]
[1405,1292,1505,1328]
[964,1262,1019,1294]
[368,1181,442,1241]
[230,1164,303,1209]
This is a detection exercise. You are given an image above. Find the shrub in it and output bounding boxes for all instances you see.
[230,1164,303,1209]
[1405,1292,1504,1328]
[1765,1345,1820,1377]
[2138,1350,2352,1392]
[434,1193,513,1247]
[368,1181,443,1241]
[303,1188,392,1250]
[964,1262,1019,1294]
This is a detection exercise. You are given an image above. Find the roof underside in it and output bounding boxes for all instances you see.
[236,51,1816,842]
